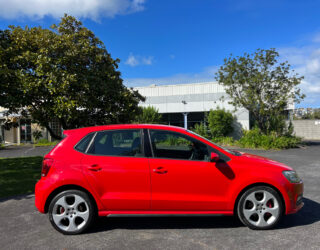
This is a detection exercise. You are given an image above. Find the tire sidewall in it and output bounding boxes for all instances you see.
[237,186,283,230]
[48,189,95,235]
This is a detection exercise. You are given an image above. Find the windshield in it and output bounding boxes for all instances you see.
[187,130,242,156]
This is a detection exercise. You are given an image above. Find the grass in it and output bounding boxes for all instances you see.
[34,139,59,147]
[0,156,43,198]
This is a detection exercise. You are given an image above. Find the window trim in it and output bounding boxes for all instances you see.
[85,132,97,154]
[147,129,225,162]
[147,129,155,158]
[143,129,152,157]
[83,129,146,158]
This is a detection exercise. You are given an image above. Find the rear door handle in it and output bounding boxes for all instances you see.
[88,164,102,172]
[153,167,168,174]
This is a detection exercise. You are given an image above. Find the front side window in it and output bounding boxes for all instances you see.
[87,129,143,157]
[149,130,210,161]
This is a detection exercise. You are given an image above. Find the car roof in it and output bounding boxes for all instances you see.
[63,124,187,136]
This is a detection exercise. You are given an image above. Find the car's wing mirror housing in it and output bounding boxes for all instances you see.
[210,152,220,162]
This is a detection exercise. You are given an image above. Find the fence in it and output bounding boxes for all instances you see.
[292,120,320,140]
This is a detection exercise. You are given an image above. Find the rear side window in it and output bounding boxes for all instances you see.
[87,129,143,157]
[75,133,94,153]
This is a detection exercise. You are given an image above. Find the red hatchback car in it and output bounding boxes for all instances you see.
[35,124,303,234]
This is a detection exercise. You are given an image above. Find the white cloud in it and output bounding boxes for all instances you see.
[124,66,218,87]
[312,33,320,43]
[0,0,146,20]
[279,44,320,107]
[125,53,139,67]
[125,53,154,67]
[141,56,153,65]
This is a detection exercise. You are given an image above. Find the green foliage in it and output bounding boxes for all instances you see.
[135,106,162,124]
[236,127,301,149]
[286,120,294,137]
[191,125,301,149]
[0,156,43,198]
[314,110,320,119]
[192,122,209,138]
[215,48,305,135]
[297,110,320,119]
[211,136,235,146]
[207,108,234,138]
[32,130,43,143]
[0,15,144,139]
[34,139,59,147]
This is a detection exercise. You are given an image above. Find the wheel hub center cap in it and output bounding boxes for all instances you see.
[256,204,263,211]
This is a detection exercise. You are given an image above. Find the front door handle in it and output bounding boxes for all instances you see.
[88,164,102,172]
[153,166,168,174]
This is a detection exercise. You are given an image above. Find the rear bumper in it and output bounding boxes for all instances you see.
[35,178,51,213]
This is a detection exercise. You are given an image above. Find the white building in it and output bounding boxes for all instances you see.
[134,81,250,134]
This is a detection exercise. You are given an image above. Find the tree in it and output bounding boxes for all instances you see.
[215,48,305,134]
[134,106,162,124]
[207,108,234,138]
[314,110,320,119]
[0,15,144,139]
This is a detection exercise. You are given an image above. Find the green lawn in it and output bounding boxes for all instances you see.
[0,156,43,198]
[34,140,59,147]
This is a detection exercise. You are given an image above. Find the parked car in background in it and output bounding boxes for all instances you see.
[35,124,304,234]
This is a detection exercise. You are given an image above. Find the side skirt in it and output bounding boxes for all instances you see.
[98,210,234,217]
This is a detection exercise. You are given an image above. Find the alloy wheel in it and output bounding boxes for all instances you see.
[51,194,90,233]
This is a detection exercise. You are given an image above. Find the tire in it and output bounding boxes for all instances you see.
[237,186,283,230]
[48,190,95,235]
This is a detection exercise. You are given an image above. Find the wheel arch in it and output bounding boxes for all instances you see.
[233,182,286,216]
[44,184,98,214]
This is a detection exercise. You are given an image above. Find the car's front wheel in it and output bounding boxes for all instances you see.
[237,186,283,230]
[48,190,95,235]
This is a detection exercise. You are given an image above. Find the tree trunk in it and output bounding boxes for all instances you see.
[44,124,62,140]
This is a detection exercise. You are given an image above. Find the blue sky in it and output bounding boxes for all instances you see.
[0,0,320,107]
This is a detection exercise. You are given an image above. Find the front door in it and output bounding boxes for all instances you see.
[82,129,151,211]
[148,129,232,211]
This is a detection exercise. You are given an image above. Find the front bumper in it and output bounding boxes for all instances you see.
[285,181,304,214]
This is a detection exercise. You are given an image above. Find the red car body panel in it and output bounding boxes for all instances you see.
[82,155,151,211]
[35,124,303,216]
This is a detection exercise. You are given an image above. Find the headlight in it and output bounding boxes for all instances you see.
[282,171,301,183]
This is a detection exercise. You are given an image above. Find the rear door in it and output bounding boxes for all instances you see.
[82,129,151,211]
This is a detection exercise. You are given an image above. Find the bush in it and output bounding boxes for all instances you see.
[212,136,235,146]
[207,108,234,137]
[32,130,43,143]
[192,123,209,138]
[135,106,162,124]
[236,127,301,149]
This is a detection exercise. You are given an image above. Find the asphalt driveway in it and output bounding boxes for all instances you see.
[0,145,320,249]
[0,145,54,158]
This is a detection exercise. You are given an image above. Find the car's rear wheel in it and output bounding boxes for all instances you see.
[237,186,283,230]
[48,190,95,235]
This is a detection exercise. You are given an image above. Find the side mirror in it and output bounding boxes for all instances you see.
[210,152,220,162]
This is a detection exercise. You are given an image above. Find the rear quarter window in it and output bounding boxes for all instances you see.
[74,133,95,153]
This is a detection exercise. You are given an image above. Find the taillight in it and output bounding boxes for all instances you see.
[42,158,54,177]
